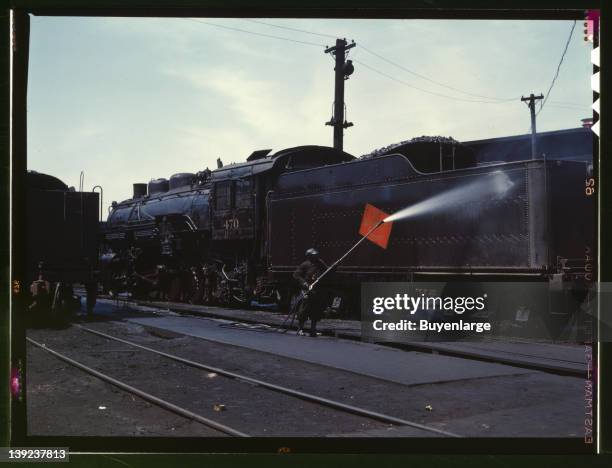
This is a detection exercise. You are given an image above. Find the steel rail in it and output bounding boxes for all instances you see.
[26,337,249,438]
[74,324,461,438]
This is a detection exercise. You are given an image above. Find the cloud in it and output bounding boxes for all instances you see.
[162,64,330,151]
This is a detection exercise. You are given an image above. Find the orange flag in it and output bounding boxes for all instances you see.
[359,204,393,249]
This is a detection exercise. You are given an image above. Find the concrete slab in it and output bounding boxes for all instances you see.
[115,298,586,375]
[120,313,535,387]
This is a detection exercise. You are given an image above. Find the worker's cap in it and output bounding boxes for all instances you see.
[305,248,320,258]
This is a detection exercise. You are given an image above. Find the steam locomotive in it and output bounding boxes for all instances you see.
[100,132,594,322]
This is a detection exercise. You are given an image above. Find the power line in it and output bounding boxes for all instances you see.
[189,17,503,108]
[185,18,325,48]
[244,18,337,39]
[353,59,512,104]
[536,20,577,116]
[358,44,519,102]
[188,18,500,104]
[187,18,585,110]
[241,18,521,102]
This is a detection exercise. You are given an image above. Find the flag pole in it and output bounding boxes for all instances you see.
[309,220,384,291]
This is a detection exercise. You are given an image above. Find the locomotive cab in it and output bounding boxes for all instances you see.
[210,145,354,242]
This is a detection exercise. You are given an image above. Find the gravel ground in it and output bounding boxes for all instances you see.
[27,345,223,438]
[27,323,394,437]
[26,317,584,438]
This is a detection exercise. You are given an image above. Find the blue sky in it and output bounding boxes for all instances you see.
[27,17,593,214]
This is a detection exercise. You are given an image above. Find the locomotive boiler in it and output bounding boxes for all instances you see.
[100,133,594,325]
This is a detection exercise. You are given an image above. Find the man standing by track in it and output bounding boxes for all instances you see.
[293,248,327,337]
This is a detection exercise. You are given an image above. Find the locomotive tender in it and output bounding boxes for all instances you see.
[101,131,593,320]
[26,171,99,320]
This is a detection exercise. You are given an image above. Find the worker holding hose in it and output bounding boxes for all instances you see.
[293,248,327,337]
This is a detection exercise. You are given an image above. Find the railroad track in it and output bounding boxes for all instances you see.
[27,325,461,438]
[26,336,247,437]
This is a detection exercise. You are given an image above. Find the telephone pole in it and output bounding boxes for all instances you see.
[521,93,544,159]
[325,38,356,151]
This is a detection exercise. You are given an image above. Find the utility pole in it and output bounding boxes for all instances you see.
[521,93,544,159]
[325,38,356,151]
